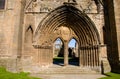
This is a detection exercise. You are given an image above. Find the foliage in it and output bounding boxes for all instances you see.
[99,73,120,79]
[0,67,41,79]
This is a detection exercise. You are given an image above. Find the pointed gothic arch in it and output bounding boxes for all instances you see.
[34,4,100,46]
[68,37,79,46]
[34,4,101,69]
[53,37,64,57]
[25,25,33,43]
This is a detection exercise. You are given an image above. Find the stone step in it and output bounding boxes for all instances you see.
[38,66,100,74]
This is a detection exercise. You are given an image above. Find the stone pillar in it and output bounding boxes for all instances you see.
[100,45,111,73]
[80,49,83,67]
[64,41,68,66]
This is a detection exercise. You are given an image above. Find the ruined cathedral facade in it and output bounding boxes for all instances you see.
[0,0,120,73]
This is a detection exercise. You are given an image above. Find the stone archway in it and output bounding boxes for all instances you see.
[33,4,101,70]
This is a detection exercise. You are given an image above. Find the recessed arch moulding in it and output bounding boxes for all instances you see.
[34,5,101,46]
[19,4,110,73]
[29,4,108,72]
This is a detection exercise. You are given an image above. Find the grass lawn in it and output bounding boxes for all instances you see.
[0,67,41,79]
[53,57,78,62]
[99,73,120,79]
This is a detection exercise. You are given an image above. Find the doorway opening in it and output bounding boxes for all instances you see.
[68,38,79,66]
[53,38,64,66]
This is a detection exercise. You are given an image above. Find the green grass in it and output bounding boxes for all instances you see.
[53,57,64,62]
[0,67,41,79]
[53,57,79,62]
[53,57,64,59]
[99,73,120,79]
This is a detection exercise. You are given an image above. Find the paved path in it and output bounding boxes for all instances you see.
[31,74,105,79]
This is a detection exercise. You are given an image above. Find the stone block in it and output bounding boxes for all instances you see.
[0,57,17,72]
[101,59,111,74]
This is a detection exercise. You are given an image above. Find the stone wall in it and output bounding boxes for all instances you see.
[0,0,25,72]
[114,0,120,60]
[103,0,120,73]
[0,0,116,73]
[113,0,120,73]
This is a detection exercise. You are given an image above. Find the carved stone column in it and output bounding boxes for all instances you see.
[64,41,68,66]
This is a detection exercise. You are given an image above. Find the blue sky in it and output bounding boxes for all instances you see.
[68,39,76,48]
[55,38,76,48]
